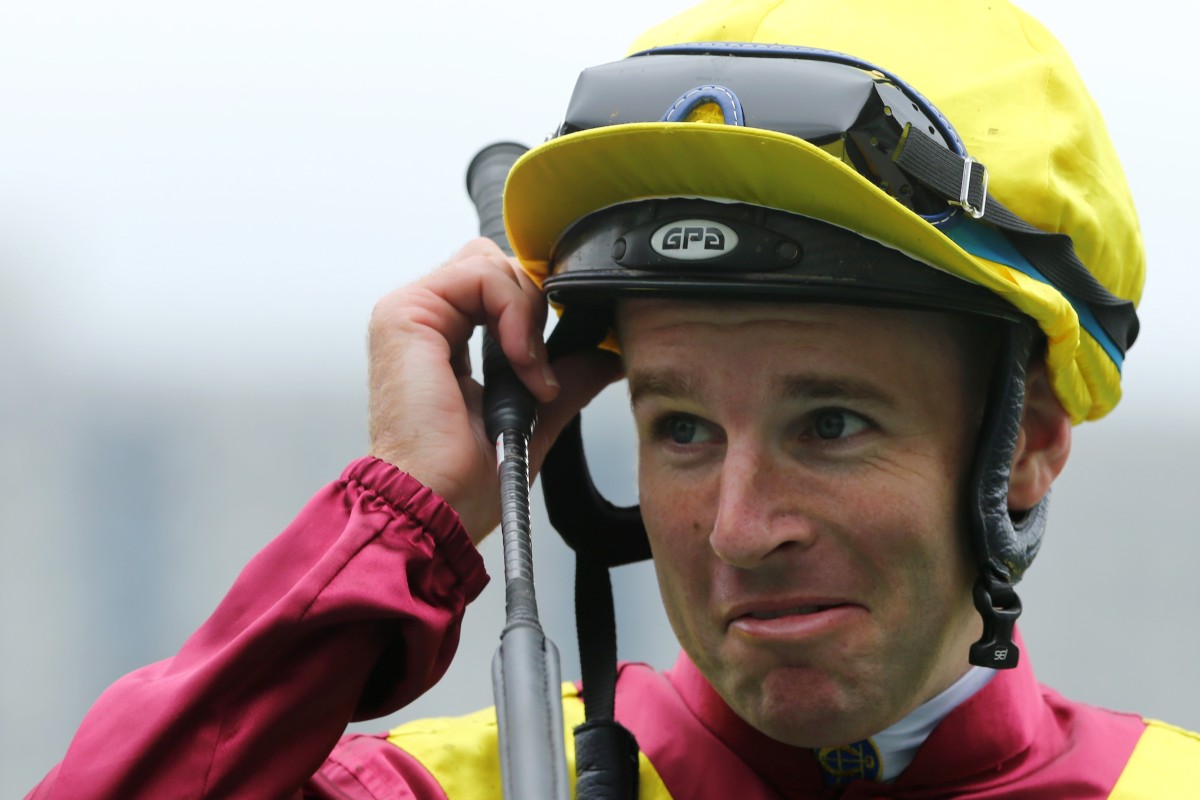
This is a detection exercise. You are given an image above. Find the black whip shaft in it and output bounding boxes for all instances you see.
[466,141,569,800]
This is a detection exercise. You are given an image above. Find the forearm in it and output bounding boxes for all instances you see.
[27,456,488,800]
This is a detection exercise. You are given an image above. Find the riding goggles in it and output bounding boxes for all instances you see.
[560,42,984,220]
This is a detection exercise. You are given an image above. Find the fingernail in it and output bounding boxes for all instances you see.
[542,362,560,389]
[528,337,540,362]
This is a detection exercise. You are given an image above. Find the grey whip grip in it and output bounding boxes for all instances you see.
[466,142,527,256]
[467,143,536,443]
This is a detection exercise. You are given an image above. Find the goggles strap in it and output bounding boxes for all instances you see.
[894,129,1139,354]
[895,125,988,215]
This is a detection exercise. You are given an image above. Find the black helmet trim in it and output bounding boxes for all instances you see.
[547,199,1023,322]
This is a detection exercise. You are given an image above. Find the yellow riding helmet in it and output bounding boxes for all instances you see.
[503,0,1143,424]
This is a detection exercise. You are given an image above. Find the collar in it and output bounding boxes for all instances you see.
[872,665,995,780]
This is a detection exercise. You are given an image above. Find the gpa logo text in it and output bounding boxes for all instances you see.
[662,226,726,251]
[651,219,739,261]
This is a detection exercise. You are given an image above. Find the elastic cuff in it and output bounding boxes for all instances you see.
[341,456,489,601]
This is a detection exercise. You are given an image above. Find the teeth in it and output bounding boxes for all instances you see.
[749,605,823,619]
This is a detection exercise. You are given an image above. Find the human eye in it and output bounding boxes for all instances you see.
[807,408,872,441]
[651,413,716,446]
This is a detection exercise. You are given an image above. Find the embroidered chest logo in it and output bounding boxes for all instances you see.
[816,738,884,786]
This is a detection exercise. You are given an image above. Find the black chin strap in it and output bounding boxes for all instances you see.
[545,308,642,799]
[965,319,1050,669]
[970,571,1023,668]
[573,560,640,799]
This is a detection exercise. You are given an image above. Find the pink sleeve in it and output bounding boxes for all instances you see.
[306,734,451,800]
[26,457,489,800]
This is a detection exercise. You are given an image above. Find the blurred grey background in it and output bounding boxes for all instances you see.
[1,1,1196,794]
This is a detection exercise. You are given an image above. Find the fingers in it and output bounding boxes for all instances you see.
[381,238,558,403]
[529,348,625,477]
[365,236,620,540]
[366,237,560,542]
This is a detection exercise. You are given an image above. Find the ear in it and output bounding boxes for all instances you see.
[1008,359,1072,511]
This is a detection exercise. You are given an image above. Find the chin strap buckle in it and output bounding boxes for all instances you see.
[969,573,1022,669]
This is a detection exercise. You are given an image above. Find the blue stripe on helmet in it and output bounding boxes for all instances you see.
[944,217,1123,369]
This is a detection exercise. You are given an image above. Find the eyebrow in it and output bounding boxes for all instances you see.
[627,368,897,410]
[628,369,698,407]
[777,375,898,410]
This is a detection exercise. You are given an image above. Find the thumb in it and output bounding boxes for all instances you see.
[529,348,624,477]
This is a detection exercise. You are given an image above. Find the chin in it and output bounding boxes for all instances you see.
[732,665,894,749]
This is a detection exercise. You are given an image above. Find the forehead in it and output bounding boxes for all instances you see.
[615,298,987,403]
[616,298,973,354]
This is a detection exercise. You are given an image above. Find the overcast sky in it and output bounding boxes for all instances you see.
[0,0,1194,417]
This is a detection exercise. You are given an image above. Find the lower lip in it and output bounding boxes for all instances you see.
[729,605,864,641]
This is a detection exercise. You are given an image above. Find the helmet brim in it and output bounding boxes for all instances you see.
[506,123,997,293]
[504,121,1112,421]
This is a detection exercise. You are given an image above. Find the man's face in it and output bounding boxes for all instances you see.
[618,299,986,748]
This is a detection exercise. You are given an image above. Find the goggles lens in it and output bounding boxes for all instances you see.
[557,45,962,217]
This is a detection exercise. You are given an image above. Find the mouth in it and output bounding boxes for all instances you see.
[743,604,846,620]
[728,600,863,640]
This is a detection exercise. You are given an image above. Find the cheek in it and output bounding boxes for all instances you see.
[828,456,974,595]
[639,470,713,616]
[640,477,706,570]
[896,482,976,611]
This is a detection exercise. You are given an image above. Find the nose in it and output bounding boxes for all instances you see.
[709,441,819,568]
